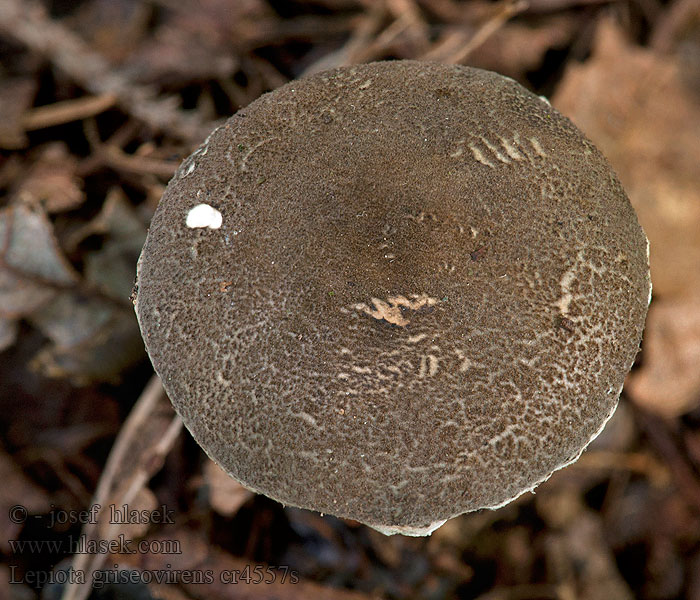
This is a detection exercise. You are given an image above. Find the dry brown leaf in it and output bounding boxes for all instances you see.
[96,486,157,543]
[0,154,23,189]
[0,76,36,149]
[0,564,32,599]
[553,19,700,299]
[542,505,634,600]
[122,527,378,600]
[0,316,18,352]
[13,142,85,212]
[82,187,147,300]
[553,19,700,416]
[204,460,254,517]
[124,0,271,85]
[0,447,51,554]
[29,304,144,384]
[127,22,238,85]
[68,0,152,63]
[64,187,136,248]
[625,300,700,416]
[468,15,577,80]
[11,188,148,383]
[28,290,114,349]
[0,203,79,319]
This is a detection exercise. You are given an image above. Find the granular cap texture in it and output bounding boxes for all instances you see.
[134,61,650,535]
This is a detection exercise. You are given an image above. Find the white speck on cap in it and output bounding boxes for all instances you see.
[186,203,222,229]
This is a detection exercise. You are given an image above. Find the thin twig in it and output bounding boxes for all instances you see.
[421,0,529,64]
[21,93,118,131]
[636,408,700,510]
[302,3,387,74]
[0,0,217,143]
[650,0,700,53]
[61,375,183,600]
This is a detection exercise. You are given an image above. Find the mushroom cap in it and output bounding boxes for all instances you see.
[134,61,650,535]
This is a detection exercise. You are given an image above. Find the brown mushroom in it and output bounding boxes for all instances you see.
[134,61,650,535]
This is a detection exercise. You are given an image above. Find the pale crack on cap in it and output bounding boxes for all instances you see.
[352,294,438,327]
